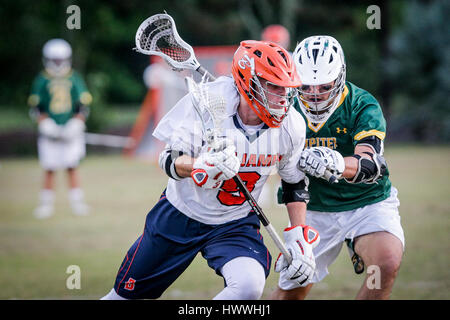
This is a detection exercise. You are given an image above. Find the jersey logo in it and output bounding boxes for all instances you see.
[305,137,337,149]
[124,277,136,291]
[336,127,347,134]
[240,153,283,167]
[238,54,255,70]
[191,169,208,186]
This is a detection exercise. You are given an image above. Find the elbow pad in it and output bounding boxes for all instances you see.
[356,135,383,154]
[158,147,184,180]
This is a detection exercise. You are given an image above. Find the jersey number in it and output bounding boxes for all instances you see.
[217,172,261,206]
[49,80,72,114]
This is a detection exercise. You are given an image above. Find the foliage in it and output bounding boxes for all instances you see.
[0,0,447,141]
[386,0,450,142]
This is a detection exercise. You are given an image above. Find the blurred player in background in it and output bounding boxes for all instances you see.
[261,24,291,51]
[28,39,92,219]
[272,36,405,300]
[102,40,320,300]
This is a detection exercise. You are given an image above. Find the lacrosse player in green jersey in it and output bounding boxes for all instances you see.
[272,36,404,300]
[28,39,92,219]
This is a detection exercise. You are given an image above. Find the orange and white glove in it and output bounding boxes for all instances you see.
[191,144,240,189]
[274,225,320,286]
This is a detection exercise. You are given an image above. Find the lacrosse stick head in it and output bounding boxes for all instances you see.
[185,76,227,150]
[135,13,201,72]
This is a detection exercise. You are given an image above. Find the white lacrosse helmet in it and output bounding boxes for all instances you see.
[293,35,346,124]
[42,39,72,76]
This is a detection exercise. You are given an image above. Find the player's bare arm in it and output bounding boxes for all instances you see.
[286,201,307,226]
[72,113,86,122]
[173,154,195,178]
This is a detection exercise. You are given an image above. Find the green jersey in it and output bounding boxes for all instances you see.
[28,70,92,125]
[280,81,391,212]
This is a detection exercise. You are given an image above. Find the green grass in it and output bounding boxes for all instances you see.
[0,145,449,299]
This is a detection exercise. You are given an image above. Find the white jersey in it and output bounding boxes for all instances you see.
[153,76,306,224]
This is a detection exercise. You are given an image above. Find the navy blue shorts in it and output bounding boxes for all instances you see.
[113,191,272,299]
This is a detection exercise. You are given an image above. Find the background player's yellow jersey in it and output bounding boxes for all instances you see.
[28,70,92,125]
[280,81,391,212]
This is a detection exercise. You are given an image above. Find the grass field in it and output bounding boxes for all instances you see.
[0,145,449,300]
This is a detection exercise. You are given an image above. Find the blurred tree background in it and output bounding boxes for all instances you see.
[0,0,448,152]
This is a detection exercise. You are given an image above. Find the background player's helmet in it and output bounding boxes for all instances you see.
[231,40,301,128]
[42,39,72,77]
[293,35,346,124]
[261,25,291,50]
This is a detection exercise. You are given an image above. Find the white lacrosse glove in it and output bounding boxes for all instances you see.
[61,117,86,141]
[38,118,62,139]
[191,144,240,189]
[207,136,234,153]
[274,225,320,286]
[298,147,345,183]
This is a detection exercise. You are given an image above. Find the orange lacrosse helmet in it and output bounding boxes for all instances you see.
[231,40,301,128]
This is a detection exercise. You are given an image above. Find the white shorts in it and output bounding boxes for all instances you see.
[37,136,86,170]
[278,186,405,290]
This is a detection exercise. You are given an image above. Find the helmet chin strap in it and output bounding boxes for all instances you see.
[302,90,343,125]
[268,105,288,122]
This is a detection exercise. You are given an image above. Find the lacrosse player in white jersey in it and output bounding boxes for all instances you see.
[102,40,321,300]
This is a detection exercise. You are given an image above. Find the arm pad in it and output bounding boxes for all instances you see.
[345,152,387,184]
[158,147,184,180]
[280,178,310,204]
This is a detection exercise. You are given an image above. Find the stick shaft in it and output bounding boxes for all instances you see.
[196,65,216,81]
[324,170,337,183]
[232,175,292,264]
[265,223,292,263]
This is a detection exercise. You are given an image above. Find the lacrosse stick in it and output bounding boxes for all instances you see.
[186,76,292,264]
[135,13,292,264]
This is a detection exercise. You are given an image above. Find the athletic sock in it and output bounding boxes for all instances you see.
[69,188,89,216]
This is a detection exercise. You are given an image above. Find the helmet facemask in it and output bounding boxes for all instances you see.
[44,58,72,77]
[249,76,298,126]
[298,64,346,124]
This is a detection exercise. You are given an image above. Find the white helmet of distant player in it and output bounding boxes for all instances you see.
[293,36,346,124]
[42,39,72,76]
